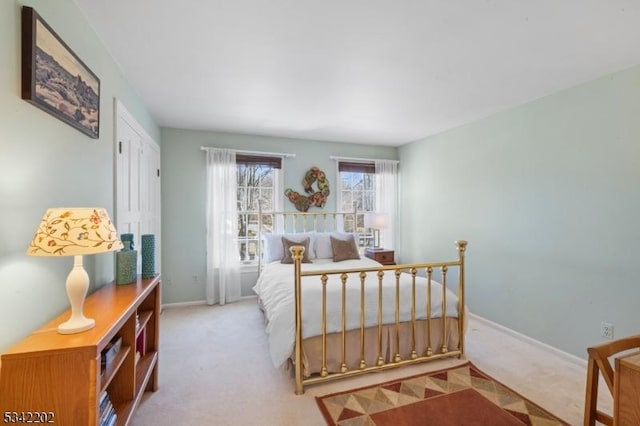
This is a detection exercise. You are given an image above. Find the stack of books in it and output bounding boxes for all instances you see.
[135,329,146,365]
[100,336,123,375]
[99,391,117,426]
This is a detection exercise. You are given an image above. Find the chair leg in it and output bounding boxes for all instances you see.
[584,358,599,426]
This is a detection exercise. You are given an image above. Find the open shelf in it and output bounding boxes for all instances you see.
[136,310,153,338]
[135,351,158,397]
[0,275,161,426]
[100,345,131,394]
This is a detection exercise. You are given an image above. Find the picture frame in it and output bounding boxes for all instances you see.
[21,6,100,139]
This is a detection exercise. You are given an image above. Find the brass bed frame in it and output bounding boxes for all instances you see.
[257,211,467,394]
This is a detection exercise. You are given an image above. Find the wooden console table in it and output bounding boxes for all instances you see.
[0,275,161,426]
[614,351,640,426]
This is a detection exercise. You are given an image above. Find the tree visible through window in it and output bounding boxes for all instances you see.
[236,155,280,263]
[338,161,376,248]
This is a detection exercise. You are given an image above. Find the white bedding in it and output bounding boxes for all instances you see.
[253,257,460,368]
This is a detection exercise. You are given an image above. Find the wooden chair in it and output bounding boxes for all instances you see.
[584,334,640,426]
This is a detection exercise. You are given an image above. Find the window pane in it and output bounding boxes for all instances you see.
[343,172,355,189]
[238,213,248,237]
[237,165,248,186]
[341,191,352,211]
[261,189,273,211]
[363,174,375,190]
[239,241,247,261]
[261,214,273,232]
[339,168,377,250]
[343,215,355,233]
[236,162,279,264]
[247,214,259,237]
[261,168,273,185]
[248,188,260,210]
[353,174,364,191]
[353,191,363,210]
[237,188,247,210]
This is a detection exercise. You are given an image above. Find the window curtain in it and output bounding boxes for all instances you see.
[375,159,398,250]
[205,148,241,305]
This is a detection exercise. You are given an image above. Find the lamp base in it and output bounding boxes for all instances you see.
[58,317,95,334]
[58,255,95,335]
[373,229,381,249]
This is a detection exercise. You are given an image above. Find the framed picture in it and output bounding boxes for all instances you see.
[22,6,100,139]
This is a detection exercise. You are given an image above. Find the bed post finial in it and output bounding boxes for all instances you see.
[290,245,305,262]
[291,245,305,394]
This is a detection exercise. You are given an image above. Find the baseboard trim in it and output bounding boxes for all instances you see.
[162,300,207,309]
[468,312,587,368]
[161,295,257,310]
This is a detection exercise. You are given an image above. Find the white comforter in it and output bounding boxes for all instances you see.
[253,257,460,368]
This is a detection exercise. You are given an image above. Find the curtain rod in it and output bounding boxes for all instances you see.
[201,146,295,158]
[329,155,399,164]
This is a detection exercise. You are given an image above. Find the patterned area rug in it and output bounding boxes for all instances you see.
[316,362,569,425]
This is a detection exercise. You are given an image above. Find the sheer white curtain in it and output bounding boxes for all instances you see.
[205,148,241,305]
[375,159,398,250]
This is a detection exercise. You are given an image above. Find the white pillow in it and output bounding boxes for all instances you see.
[315,232,357,259]
[263,232,316,262]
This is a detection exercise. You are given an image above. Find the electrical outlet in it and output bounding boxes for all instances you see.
[601,322,614,339]
[192,275,199,285]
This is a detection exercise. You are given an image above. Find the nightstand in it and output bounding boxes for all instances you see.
[364,248,395,265]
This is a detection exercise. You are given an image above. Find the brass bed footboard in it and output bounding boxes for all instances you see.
[290,240,468,394]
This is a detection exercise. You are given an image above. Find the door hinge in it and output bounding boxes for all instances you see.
[118,141,122,154]
[157,169,160,177]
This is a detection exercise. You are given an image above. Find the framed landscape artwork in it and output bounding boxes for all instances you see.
[22,6,100,139]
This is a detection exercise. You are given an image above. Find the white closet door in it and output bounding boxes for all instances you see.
[142,140,161,272]
[116,111,143,245]
[115,100,161,273]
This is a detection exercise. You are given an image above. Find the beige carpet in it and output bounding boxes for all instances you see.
[131,298,611,425]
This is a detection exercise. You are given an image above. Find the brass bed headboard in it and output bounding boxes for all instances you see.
[257,208,358,271]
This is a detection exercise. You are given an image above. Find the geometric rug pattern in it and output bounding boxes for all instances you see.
[316,362,570,426]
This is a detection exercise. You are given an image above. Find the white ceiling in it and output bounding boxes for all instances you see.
[73,0,640,146]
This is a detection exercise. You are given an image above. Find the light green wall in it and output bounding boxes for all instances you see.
[0,0,159,352]
[5,0,636,362]
[160,128,398,303]
[399,65,640,359]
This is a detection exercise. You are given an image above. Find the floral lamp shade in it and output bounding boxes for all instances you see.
[26,207,123,334]
[27,208,123,256]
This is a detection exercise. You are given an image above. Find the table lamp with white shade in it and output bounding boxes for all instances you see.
[364,212,388,249]
[27,207,123,334]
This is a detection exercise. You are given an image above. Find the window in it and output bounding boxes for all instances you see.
[236,155,281,263]
[338,161,376,248]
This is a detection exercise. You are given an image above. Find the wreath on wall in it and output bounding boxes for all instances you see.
[285,166,330,212]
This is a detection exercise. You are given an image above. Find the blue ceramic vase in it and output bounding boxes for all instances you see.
[116,236,137,285]
[141,234,155,278]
